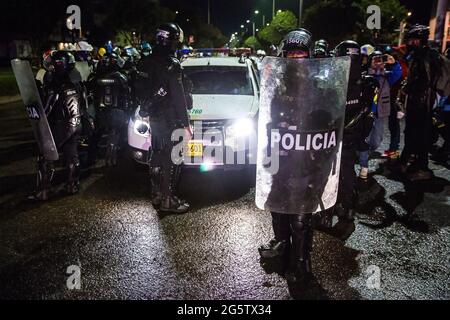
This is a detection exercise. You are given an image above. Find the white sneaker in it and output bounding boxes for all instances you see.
[359,167,368,180]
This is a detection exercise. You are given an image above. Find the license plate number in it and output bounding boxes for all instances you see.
[187,142,203,157]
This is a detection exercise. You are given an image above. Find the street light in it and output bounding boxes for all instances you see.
[407,12,412,17]
[273,0,276,19]
[254,9,265,27]
[299,0,304,27]
[207,0,211,25]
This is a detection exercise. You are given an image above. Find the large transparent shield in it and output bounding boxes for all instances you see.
[11,59,58,161]
[256,56,351,214]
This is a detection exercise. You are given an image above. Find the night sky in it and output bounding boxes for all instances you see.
[161,0,434,37]
[161,0,315,36]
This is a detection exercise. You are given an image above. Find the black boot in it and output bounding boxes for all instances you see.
[329,204,355,241]
[259,212,290,259]
[66,160,81,195]
[158,165,189,213]
[312,208,333,234]
[150,166,163,207]
[159,196,190,214]
[29,157,54,201]
[105,143,117,167]
[258,239,289,259]
[286,214,314,287]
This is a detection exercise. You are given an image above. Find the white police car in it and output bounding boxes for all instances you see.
[128,56,260,174]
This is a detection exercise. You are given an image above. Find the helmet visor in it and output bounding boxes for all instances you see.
[286,50,309,59]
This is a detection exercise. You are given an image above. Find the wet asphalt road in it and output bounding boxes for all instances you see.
[0,101,449,300]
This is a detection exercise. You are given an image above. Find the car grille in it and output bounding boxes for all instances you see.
[191,120,227,136]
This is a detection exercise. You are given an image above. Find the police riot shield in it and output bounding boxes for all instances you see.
[11,59,59,161]
[255,56,351,214]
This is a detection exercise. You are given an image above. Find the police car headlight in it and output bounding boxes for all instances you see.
[226,118,253,138]
[132,107,151,136]
[134,119,150,135]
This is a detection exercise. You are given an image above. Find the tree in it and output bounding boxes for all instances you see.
[193,23,228,48]
[271,10,298,35]
[258,10,298,46]
[229,35,241,49]
[355,0,407,44]
[303,0,408,46]
[244,36,262,50]
[304,0,361,46]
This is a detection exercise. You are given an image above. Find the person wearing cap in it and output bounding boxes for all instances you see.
[382,45,409,160]
[358,50,402,179]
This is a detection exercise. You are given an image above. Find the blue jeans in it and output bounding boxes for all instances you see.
[359,117,385,167]
[368,117,385,151]
[359,150,369,168]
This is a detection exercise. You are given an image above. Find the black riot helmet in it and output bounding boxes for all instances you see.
[51,50,75,75]
[334,40,361,82]
[98,52,125,73]
[405,24,430,42]
[334,40,360,57]
[313,39,329,58]
[405,24,430,49]
[278,28,313,59]
[155,23,184,53]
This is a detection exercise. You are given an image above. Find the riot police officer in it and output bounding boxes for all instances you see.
[136,23,191,214]
[400,24,450,181]
[258,29,317,287]
[140,42,152,59]
[90,52,130,167]
[329,40,379,240]
[313,39,330,58]
[31,50,82,200]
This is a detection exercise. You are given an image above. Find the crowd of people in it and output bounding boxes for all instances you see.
[18,22,450,290]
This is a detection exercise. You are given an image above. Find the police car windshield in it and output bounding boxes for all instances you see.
[184,66,254,95]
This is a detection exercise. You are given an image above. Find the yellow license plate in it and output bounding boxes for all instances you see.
[187,142,203,157]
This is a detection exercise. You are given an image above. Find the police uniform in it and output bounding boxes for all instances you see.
[37,67,82,198]
[136,47,190,210]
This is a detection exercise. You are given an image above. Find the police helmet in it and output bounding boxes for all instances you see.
[141,42,152,57]
[42,50,55,71]
[278,28,313,58]
[405,24,430,44]
[155,23,184,52]
[51,51,76,75]
[313,39,329,58]
[334,40,360,57]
